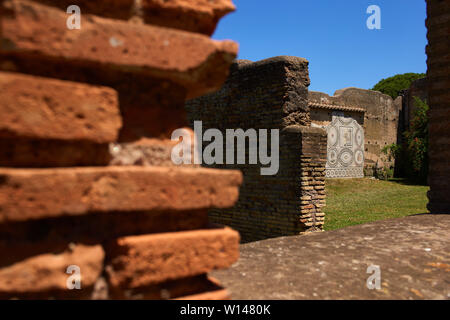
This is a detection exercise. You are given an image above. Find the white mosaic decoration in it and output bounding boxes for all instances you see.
[323,112,364,178]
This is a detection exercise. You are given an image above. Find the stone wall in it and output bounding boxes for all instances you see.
[0,0,242,299]
[186,57,327,242]
[426,0,450,214]
[309,88,400,174]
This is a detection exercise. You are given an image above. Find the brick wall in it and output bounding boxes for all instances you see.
[426,0,450,214]
[186,57,327,242]
[0,0,242,299]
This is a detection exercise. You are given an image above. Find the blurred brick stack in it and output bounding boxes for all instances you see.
[0,0,241,299]
[426,0,450,215]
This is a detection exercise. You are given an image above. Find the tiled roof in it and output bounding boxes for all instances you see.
[309,102,366,113]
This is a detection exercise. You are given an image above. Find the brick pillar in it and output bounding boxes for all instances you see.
[0,0,241,299]
[282,126,327,231]
[186,57,323,241]
[426,0,450,214]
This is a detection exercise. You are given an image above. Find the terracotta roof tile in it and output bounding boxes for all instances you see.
[309,102,366,113]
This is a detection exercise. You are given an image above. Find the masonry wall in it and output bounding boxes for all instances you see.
[186,57,327,242]
[426,0,450,214]
[0,0,242,299]
[309,88,400,174]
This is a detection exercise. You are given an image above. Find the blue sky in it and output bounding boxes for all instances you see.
[212,0,427,95]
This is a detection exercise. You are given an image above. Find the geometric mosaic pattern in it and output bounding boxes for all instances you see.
[323,112,364,178]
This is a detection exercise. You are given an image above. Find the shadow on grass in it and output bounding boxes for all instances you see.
[387,178,429,187]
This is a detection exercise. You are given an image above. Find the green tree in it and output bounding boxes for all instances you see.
[372,73,426,99]
[404,97,429,183]
[380,97,429,184]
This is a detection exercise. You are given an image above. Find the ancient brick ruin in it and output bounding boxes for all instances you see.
[0,0,242,299]
[426,0,450,214]
[215,0,450,300]
[186,57,327,242]
[213,1,450,299]
[186,55,408,240]
[0,0,446,301]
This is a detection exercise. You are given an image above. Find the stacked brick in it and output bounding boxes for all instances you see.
[293,127,327,229]
[186,57,327,242]
[0,0,242,299]
[278,126,327,233]
[426,0,450,214]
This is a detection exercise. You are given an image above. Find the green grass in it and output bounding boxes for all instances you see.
[323,178,429,231]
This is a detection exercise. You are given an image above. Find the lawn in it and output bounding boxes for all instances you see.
[323,178,429,231]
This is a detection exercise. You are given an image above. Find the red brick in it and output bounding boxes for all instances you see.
[0,72,121,143]
[140,0,235,35]
[33,0,235,35]
[117,96,189,141]
[0,0,238,99]
[0,138,111,167]
[0,209,209,267]
[32,0,134,20]
[0,166,242,223]
[0,59,190,141]
[106,227,240,289]
[0,243,104,297]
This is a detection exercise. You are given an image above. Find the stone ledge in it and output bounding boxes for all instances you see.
[212,214,450,299]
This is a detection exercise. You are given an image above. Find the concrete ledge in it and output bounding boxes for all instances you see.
[212,214,450,299]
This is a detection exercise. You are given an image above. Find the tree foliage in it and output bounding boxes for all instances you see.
[403,97,429,182]
[371,73,426,99]
[384,97,429,184]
